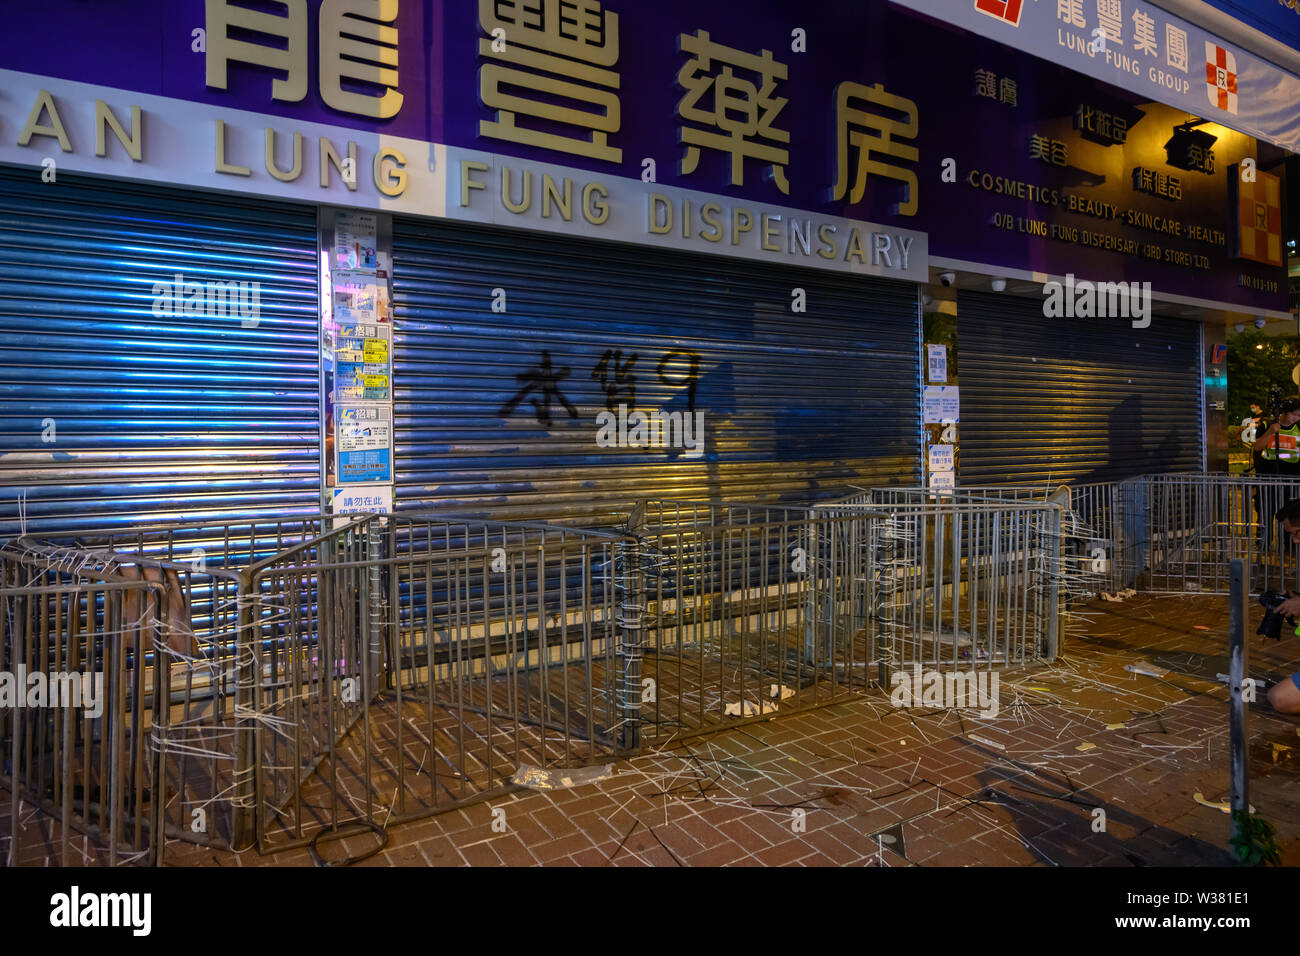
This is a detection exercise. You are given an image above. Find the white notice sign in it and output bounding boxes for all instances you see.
[928,444,955,471]
[927,344,948,383]
[332,485,393,515]
[928,471,956,495]
[923,386,960,424]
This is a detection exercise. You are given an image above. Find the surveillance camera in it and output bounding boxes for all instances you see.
[1255,317,1267,329]
[991,278,1007,292]
[939,272,956,287]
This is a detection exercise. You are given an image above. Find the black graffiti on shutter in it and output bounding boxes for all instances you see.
[658,350,701,413]
[498,350,579,427]
[592,348,638,411]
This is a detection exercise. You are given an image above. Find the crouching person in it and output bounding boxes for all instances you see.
[1266,500,1300,713]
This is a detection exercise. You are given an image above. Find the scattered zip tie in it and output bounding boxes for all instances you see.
[1193,792,1254,814]
[1125,662,1168,678]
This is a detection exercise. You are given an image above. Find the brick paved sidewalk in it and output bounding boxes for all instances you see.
[154,594,1300,867]
[8,594,1300,866]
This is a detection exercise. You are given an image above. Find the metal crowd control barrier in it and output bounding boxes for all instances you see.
[249,514,623,851]
[858,483,1124,597]
[1127,473,1300,595]
[0,516,351,864]
[815,491,1063,676]
[9,472,1293,865]
[1,563,166,866]
[1,513,628,861]
[632,500,872,745]
[836,473,1300,598]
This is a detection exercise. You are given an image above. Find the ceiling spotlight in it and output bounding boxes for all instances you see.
[991,278,1007,292]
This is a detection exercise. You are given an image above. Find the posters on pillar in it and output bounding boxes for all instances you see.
[335,405,393,483]
[333,272,390,324]
[923,386,960,424]
[322,211,395,514]
[927,345,948,384]
[335,212,378,274]
[928,443,955,496]
[335,324,392,402]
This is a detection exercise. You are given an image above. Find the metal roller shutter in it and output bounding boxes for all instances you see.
[957,291,1203,485]
[392,218,921,523]
[0,166,320,537]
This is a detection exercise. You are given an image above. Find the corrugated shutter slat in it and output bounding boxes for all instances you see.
[392,219,921,523]
[0,167,320,536]
[957,291,1203,484]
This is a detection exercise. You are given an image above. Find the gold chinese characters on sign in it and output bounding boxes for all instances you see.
[832,82,919,216]
[205,0,403,119]
[477,0,622,163]
[676,30,790,193]
[320,0,403,119]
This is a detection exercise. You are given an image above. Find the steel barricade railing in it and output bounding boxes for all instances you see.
[247,512,625,851]
[1129,472,1300,595]
[814,496,1062,675]
[634,500,871,742]
[245,515,375,852]
[832,474,1300,598]
[1,549,179,866]
[4,511,639,860]
[16,471,1296,865]
[844,483,1124,598]
[0,515,348,864]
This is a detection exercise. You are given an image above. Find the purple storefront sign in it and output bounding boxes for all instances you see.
[0,0,1289,312]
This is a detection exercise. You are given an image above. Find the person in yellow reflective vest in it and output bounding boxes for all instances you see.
[1253,397,1300,476]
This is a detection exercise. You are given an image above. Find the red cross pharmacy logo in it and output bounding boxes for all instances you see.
[1205,42,1238,113]
[973,0,1025,27]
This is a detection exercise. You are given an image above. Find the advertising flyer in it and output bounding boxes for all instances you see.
[335,212,378,273]
[335,324,392,402]
[335,405,393,483]
[928,470,956,495]
[333,270,390,324]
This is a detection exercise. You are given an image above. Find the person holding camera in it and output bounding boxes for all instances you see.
[1253,397,1300,476]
